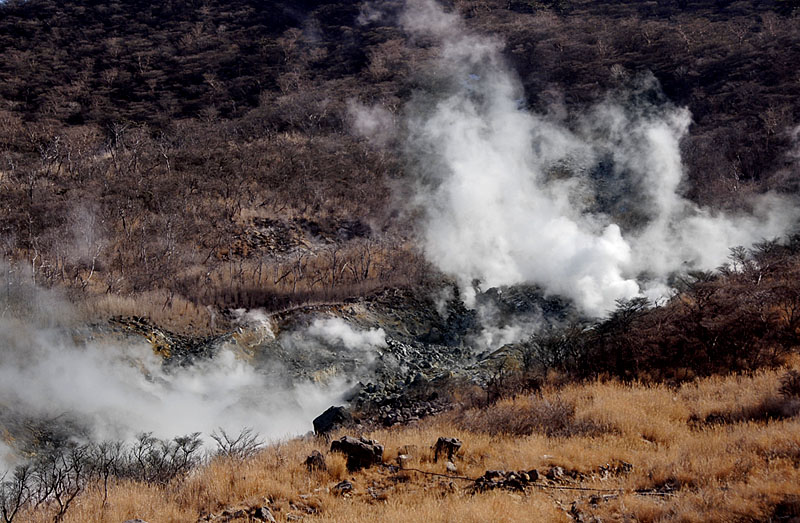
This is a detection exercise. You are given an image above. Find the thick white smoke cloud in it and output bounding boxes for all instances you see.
[0,315,347,456]
[0,269,396,468]
[402,0,799,316]
[0,278,387,467]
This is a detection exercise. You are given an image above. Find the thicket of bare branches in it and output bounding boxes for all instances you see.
[0,428,270,523]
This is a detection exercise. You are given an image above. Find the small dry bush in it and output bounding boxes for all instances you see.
[686,369,800,426]
[780,369,800,398]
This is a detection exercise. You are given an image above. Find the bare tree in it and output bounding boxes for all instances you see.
[210,428,264,460]
[0,465,31,523]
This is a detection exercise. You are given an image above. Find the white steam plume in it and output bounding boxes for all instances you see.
[307,317,387,351]
[0,316,347,451]
[474,322,540,352]
[471,298,543,351]
[0,280,356,465]
[402,0,799,316]
[347,100,397,147]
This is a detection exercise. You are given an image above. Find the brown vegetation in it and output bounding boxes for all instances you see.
[487,239,800,386]
[2,0,800,332]
[12,362,800,522]
[3,2,800,519]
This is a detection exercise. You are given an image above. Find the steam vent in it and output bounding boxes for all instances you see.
[2,0,800,521]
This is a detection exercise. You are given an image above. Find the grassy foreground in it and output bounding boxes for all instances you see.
[20,361,800,523]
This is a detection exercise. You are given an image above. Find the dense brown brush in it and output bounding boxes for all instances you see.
[3,0,800,326]
[780,369,800,398]
[456,394,610,438]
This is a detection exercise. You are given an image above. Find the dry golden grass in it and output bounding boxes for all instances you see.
[80,290,221,335]
[65,237,429,336]
[19,365,800,522]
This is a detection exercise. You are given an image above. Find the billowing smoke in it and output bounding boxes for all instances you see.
[0,279,388,468]
[401,0,799,316]
[473,320,540,352]
[277,317,388,375]
[0,315,347,464]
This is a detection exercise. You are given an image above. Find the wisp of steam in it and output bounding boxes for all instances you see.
[401,0,798,316]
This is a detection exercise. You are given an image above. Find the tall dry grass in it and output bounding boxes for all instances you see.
[18,364,800,522]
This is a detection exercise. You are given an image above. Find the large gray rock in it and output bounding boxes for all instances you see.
[313,406,352,435]
[433,437,462,462]
[304,450,327,472]
[330,436,383,471]
[252,506,276,522]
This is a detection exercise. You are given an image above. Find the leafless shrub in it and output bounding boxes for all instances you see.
[211,428,264,461]
[779,370,800,399]
[0,465,31,523]
[125,432,203,485]
[30,445,89,522]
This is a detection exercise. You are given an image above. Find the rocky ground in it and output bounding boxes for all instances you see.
[95,283,578,434]
[0,281,582,462]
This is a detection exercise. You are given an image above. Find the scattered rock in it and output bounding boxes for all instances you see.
[109,316,223,366]
[433,437,462,462]
[396,454,412,469]
[470,466,589,493]
[123,520,150,523]
[313,406,352,436]
[546,466,565,481]
[197,504,277,522]
[252,506,276,522]
[304,450,327,472]
[330,436,384,471]
[597,460,633,479]
[332,480,353,495]
[473,470,532,492]
[446,461,457,473]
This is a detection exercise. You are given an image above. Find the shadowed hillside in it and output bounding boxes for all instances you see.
[2,0,800,332]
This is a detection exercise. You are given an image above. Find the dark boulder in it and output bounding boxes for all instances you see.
[433,437,462,462]
[313,406,352,435]
[330,436,384,471]
[304,450,327,472]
